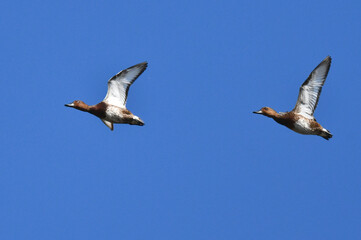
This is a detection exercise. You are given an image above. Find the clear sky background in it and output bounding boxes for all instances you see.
[1,0,360,239]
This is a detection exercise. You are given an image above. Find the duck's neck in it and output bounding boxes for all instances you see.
[264,109,280,119]
[76,103,91,112]
[269,112,280,119]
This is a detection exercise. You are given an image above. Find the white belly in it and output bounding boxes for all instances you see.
[105,106,125,123]
[293,118,314,135]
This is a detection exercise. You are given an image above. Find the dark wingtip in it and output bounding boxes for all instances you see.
[324,55,332,63]
[136,61,148,69]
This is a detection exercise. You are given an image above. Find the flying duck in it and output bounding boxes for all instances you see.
[65,62,147,130]
[253,56,333,140]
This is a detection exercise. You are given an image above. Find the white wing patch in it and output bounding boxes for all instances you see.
[293,56,331,119]
[103,62,148,108]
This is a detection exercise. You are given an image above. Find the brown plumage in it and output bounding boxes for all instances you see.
[253,56,333,140]
[65,62,147,130]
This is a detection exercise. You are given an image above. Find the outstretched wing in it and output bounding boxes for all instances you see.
[293,56,331,119]
[103,62,148,108]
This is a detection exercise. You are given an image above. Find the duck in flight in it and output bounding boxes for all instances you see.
[253,56,332,140]
[65,62,147,131]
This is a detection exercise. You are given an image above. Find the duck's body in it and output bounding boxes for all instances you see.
[254,56,332,140]
[257,109,332,139]
[101,104,143,126]
[65,62,147,131]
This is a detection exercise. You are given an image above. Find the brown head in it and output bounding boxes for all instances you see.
[64,100,90,112]
[253,107,278,118]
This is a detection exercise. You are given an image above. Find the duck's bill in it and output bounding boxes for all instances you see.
[253,110,262,114]
[64,102,74,107]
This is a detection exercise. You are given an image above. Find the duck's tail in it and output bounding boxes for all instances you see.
[320,128,332,140]
[130,116,145,126]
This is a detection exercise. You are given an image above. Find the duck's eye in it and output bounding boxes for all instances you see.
[264,107,268,110]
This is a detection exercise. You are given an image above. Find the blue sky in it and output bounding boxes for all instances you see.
[1,0,360,239]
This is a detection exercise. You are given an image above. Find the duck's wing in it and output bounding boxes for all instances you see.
[103,62,148,108]
[101,119,113,131]
[293,56,331,119]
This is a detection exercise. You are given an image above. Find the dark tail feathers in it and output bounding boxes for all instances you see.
[130,117,144,126]
[320,129,332,140]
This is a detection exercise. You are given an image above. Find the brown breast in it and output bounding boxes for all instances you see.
[89,102,108,119]
[273,112,300,130]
